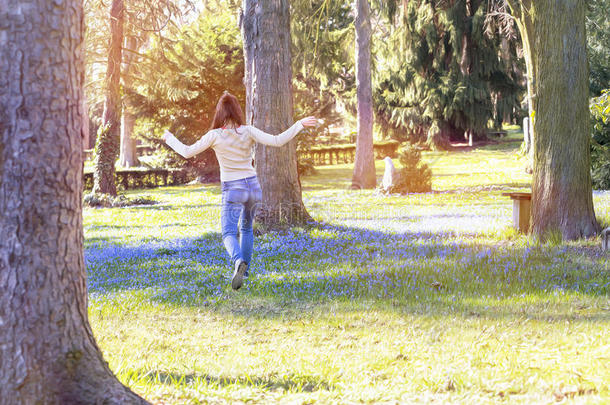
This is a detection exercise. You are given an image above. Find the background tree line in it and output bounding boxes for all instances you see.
[83,0,609,194]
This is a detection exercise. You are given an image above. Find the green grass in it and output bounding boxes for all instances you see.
[85,135,610,404]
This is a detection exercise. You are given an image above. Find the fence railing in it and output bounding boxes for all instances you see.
[84,145,155,162]
[82,140,401,191]
[298,140,400,166]
[84,169,190,192]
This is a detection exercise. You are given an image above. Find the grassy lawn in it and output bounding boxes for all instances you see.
[85,132,610,404]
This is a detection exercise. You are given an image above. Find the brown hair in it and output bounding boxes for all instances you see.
[211,92,245,130]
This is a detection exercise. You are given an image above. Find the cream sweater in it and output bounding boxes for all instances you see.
[164,121,304,182]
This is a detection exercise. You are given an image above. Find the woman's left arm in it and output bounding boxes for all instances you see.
[163,130,216,159]
[247,117,318,147]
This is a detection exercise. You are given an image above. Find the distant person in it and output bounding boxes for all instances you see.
[163,92,317,290]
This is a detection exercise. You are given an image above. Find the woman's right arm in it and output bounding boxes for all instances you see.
[163,130,216,159]
[248,117,317,147]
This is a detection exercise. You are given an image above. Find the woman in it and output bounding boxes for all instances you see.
[162,92,317,290]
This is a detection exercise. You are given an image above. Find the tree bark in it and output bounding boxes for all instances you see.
[512,0,536,165]
[119,36,140,168]
[120,109,138,168]
[241,0,311,225]
[0,0,148,403]
[528,0,599,239]
[351,0,377,189]
[93,0,125,195]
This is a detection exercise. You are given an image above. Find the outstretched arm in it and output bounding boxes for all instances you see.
[163,130,216,159]
[248,116,318,147]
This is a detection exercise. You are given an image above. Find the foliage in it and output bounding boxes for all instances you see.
[375,0,524,149]
[591,91,610,189]
[586,0,610,95]
[388,144,432,194]
[291,0,355,150]
[84,0,195,139]
[128,5,244,180]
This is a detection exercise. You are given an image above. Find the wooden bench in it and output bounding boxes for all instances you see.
[488,131,508,137]
[502,192,531,232]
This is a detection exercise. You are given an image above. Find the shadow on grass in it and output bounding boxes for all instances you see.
[85,220,610,323]
[140,370,333,392]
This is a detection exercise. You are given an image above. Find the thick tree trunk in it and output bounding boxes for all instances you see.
[529,0,598,239]
[93,0,125,195]
[351,0,376,189]
[119,36,140,168]
[0,1,148,403]
[241,0,311,225]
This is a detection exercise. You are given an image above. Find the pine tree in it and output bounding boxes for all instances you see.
[129,8,244,181]
[85,0,197,180]
[586,0,610,95]
[376,0,523,149]
[290,0,355,151]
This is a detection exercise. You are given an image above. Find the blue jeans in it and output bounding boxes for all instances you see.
[220,175,262,269]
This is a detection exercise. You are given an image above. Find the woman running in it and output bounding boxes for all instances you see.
[162,92,317,290]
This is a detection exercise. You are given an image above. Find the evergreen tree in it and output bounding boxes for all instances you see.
[586,0,610,95]
[376,0,523,149]
[129,8,244,181]
[85,0,196,183]
[591,91,610,189]
[291,0,355,151]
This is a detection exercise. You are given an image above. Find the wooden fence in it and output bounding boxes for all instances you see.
[82,140,401,191]
[83,145,155,161]
[84,169,190,192]
[298,140,400,166]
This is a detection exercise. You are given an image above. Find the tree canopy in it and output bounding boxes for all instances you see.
[375,0,523,148]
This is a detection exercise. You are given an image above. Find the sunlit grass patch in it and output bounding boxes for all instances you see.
[85,136,610,403]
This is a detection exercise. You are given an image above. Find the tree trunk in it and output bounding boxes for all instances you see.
[81,98,90,151]
[426,120,452,150]
[511,0,536,166]
[529,0,599,239]
[0,1,148,402]
[119,37,140,168]
[351,0,377,189]
[93,0,125,195]
[241,0,311,225]
[120,109,138,168]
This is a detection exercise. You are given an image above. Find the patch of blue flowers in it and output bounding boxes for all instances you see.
[85,219,609,309]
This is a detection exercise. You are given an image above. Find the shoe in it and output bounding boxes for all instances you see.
[231,259,248,290]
